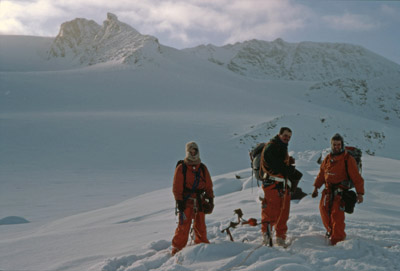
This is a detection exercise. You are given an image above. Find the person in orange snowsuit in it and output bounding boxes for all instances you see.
[260,127,303,247]
[312,133,365,245]
[171,142,214,256]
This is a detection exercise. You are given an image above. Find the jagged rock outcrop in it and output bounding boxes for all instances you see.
[48,13,161,65]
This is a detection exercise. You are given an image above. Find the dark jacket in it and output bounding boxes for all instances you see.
[262,135,290,178]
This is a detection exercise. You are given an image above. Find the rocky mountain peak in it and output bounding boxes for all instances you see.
[48,13,161,65]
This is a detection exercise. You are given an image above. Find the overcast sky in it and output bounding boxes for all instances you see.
[1,0,399,64]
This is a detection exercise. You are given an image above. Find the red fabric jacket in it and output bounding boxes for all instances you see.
[173,163,214,201]
[314,151,364,195]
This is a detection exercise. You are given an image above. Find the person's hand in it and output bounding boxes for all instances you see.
[357,194,364,204]
[176,200,185,213]
[203,197,214,214]
[289,156,295,165]
[311,187,318,198]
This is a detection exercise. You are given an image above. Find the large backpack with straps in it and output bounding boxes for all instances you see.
[176,160,206,188]
[175,160,209,212]
[317,146,362,174]
[317,146,362,214]
[344,146,362,173]
[341,147,362,214]
[249,143,266,181]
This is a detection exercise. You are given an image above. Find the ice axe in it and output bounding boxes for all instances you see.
[221,209,259,242]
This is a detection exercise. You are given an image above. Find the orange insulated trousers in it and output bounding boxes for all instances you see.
[320,189,346,245]
[172,199,209,251]
[261,184,291,239]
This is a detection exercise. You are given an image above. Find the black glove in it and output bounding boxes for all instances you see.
[203,197,214,214]
[288,168,303,193]
[176,200,185,213]
[311,188,318,198]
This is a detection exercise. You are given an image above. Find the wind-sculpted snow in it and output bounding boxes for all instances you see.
[0,216,29,225]
[184,39,400,81]
[48,13,161,66]
[213,177,243,197]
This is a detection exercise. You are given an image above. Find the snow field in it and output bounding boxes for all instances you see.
[89,157,400,271]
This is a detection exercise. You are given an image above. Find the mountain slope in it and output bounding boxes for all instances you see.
[183,38,400,81]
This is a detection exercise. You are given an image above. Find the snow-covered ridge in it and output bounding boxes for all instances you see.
[307,76,400,122]
[48,13,162,65]
[184,38,400,81]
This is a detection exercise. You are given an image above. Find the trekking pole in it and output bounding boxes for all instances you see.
[189,220,195,244]
[266,223,273,247]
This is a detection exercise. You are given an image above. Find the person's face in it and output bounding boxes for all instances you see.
[190,148,198,156]
[331,140,342,154]
[279,131,292,144]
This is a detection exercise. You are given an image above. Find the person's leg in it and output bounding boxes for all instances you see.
[172,206,193,254]
[193,211,209,244]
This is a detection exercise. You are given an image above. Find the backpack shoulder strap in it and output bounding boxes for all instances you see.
[260,141,273,180]
[200,163,206,180]
[344,158,350,180]
[344,152,354,180]
[176,160,187,188]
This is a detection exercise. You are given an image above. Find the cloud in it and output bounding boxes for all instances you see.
[380,4,400,21]
[1,0,392,49]
[0,0,313,45]
[0,0,66,35]
[222,0,312,44]
[323,12,380,31]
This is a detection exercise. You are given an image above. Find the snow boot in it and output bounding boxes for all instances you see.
[262,232,273,247]
[171,247,180,256]
[275,237,289,248]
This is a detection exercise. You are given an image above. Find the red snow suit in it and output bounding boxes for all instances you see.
[314,151,364,245]
[171,162,214,253]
